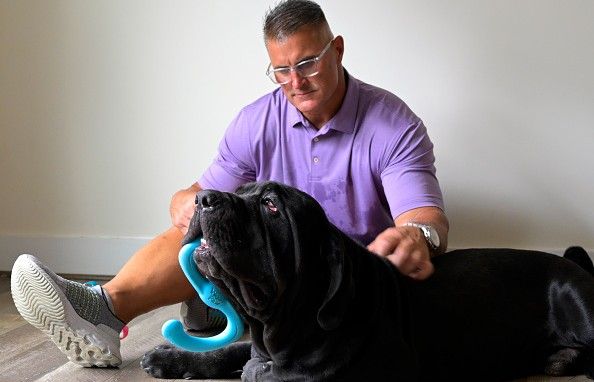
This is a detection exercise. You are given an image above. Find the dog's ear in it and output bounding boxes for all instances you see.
[317,226,354,331]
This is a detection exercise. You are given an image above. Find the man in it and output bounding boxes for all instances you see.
[11,0,448,368]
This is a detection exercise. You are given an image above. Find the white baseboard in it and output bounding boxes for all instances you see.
[0,234,152,275]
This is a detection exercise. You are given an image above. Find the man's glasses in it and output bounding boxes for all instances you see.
[266,38,335,85]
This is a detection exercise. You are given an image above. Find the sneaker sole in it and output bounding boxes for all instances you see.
[11,254,122,367]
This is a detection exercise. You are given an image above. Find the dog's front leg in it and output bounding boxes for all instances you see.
[240,344,280,382]
[142,341,251,379]
[242,356,278,381]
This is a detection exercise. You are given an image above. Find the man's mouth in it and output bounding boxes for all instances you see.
[293,89,315,97]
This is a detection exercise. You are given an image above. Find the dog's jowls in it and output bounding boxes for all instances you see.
[142,181,594,381]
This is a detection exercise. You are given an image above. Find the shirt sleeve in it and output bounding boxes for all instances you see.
[198,110,257,192]
[381,118,445,219]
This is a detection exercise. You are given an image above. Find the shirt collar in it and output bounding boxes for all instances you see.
[286,69,359,133]
[326,70,359,134]
[287,100,308,128]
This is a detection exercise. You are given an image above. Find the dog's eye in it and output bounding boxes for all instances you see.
[262,198,278,213]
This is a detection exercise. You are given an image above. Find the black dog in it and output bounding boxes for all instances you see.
[142,181,594,381]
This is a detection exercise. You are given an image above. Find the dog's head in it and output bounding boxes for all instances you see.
[183,181,352,329]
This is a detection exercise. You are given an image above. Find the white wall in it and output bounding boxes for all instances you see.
[1,1,593,273]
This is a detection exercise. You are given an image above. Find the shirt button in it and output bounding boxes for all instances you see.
[313,137,320,142]
[313,156,320,164]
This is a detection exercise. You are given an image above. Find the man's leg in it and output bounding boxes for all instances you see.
[11,226,196,367]
[103,226,195,323]
[105,227,226,333]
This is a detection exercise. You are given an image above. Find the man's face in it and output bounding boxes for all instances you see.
[266,26,344,119]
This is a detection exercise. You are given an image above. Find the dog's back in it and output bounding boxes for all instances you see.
[403,248,594,381]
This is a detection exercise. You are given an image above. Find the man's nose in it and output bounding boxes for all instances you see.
[289,70,305,88]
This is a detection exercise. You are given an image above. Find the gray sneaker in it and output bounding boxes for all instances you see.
[180,295,227,334]
[11,254,124,367]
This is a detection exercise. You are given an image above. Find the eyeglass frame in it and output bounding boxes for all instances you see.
[265,38,335,85]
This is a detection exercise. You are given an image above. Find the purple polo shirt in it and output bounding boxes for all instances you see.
[199,72,444,245]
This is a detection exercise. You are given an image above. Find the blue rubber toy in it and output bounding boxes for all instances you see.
[161,238,244,352]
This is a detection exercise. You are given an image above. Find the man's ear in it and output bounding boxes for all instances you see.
[317,227,354,331]
[333,35,345,64]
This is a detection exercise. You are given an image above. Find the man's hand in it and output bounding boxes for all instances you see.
[367,226,434,280]
[367,206,449,280]
[170,183,202,235]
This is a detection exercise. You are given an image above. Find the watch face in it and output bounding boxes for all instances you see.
[405,223,440,250]
[428,226,440,248]
[421,225,440,249]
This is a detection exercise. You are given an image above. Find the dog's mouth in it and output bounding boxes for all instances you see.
[193,237,216,279]
[195,238,210,258]
[193,234,276,317]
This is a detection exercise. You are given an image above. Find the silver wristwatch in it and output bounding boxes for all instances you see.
[404,223,440,252]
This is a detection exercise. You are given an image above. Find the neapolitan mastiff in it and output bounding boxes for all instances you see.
[142,181,594,381]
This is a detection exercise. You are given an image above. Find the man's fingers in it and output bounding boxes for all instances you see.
[367,234,401,257]
[387,251,419,274]
[386,248,434,280]
[407,260,434,280]
[367,226,434,280]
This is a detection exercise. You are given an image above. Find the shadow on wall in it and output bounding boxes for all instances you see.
[447,197,533,249]
[445,189,591,254]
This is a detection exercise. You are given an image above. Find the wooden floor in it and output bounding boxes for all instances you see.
[0,272,589,382]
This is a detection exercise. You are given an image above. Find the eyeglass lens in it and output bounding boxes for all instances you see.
[272,60,318,83]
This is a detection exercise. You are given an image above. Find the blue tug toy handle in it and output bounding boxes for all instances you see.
[161,239,244,352]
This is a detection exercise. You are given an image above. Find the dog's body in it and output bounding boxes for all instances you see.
[142,182,594,381]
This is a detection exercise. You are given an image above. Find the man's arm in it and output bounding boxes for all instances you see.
[170,182,203,235]
[367,206,449,280]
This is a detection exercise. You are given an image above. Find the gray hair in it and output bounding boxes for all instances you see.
[263,0,329,42]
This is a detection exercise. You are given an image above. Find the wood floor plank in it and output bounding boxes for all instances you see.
[0,320,50,363]
[0,340,68,382]
[0,289,19,315]
[0,312,26,335]
[0,274,10,294]
[34,363,121,382]
[0,289,23,335]
[521,376,589,382]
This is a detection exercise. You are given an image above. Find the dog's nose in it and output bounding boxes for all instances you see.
[196,190,221,209]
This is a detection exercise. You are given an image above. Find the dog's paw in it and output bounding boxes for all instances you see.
[141,344,198,379]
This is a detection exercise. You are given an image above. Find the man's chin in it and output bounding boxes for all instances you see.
[290,97,319,114]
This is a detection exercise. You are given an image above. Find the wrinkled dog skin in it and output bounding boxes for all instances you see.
[142,181,594,381]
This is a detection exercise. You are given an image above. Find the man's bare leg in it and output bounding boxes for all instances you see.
[103,226,196,323]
